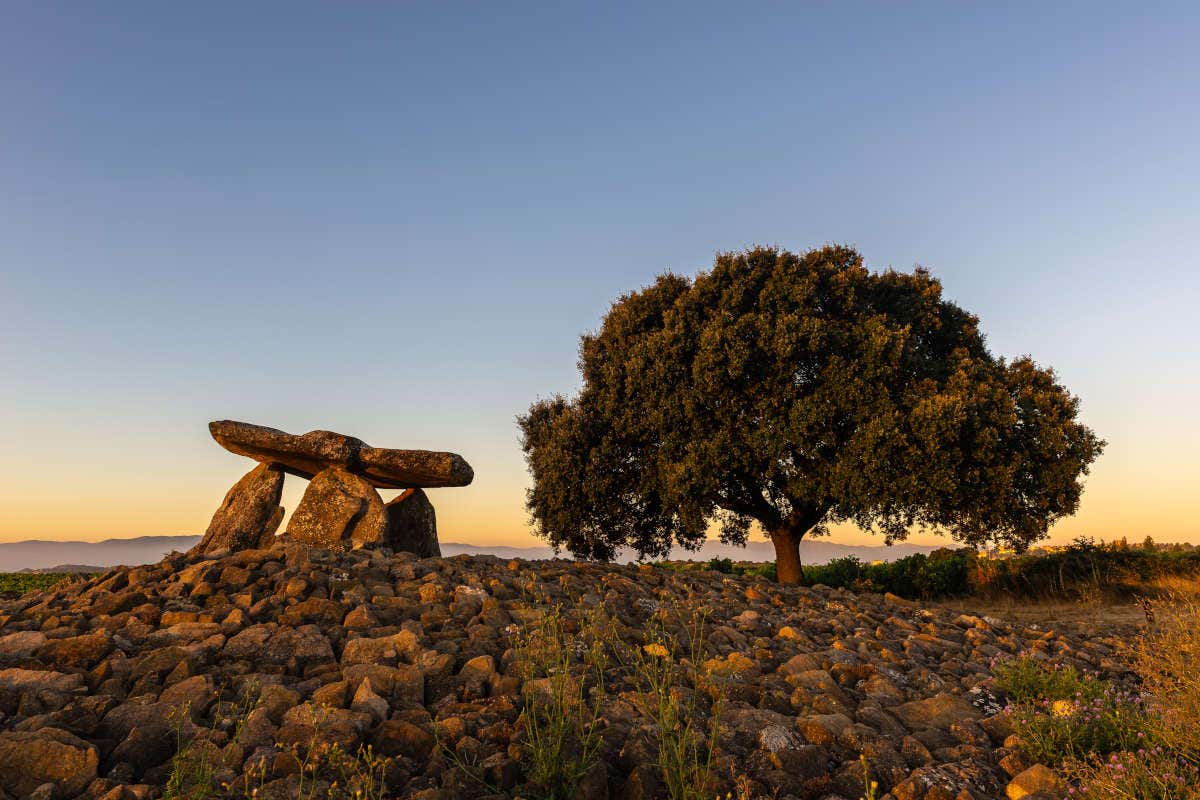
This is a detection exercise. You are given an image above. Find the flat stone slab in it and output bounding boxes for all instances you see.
[209,420,473,489]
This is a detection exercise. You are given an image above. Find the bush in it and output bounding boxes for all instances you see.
[706,557,734,574]
[993,655,1106,704]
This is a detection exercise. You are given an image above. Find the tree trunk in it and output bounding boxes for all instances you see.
[770,527,805,585]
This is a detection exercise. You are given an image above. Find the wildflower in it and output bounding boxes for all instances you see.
[1051,699,1075,717]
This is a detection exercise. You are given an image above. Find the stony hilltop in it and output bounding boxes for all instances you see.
[0,541,1111,800]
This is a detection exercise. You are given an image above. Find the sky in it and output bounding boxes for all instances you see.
[2,2,1197,549]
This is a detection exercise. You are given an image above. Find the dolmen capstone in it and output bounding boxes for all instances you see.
[193,420,472,558]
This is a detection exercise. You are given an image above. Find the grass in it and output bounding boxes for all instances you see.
[164,688,396,799]
[992,596,1200,799]
[992,654,1107,705]
[623,604,725,800]
[505,590,730,800]
[859,754,879,800]
[511,601,608,800]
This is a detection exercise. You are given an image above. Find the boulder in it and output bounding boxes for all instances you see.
[1006,764,1066,799]
[194,463,285,554]
[35,631,112,669]
[383,488,441,557]
[0,728,99,798]
[287,467,387,550]
[209,420,473,489]
[0,631,47,658]
[893,693,982,731]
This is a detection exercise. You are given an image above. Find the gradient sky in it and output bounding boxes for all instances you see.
[2,3,1197,549]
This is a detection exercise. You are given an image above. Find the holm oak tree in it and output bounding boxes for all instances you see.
[519,246,1104,583]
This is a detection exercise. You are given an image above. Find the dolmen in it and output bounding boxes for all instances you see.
[193,420,473,558]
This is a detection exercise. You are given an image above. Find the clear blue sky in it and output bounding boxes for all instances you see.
[2,2,1197,545]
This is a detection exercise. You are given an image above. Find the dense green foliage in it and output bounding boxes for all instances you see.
[520,245,1103,582]
[0,572,88,596]
[993,653,1107,704]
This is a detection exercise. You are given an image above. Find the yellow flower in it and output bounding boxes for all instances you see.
[643,643,671,658]
[1051,699,1074,717]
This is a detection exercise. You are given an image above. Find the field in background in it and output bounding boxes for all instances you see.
[662,537,1200,602]
[0,571,91,598]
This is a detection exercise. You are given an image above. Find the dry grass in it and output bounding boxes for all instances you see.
[1061,595,1200,798]
[991,594,1200,799]
[937,574,1200,638]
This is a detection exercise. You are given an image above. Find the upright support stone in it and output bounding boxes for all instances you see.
[194,463,286,554]
[384,488,440,557]
[287,467,387,550]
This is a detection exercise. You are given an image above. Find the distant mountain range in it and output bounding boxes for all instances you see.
[0,535,944,573]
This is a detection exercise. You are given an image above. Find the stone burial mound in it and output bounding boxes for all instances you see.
[0,543,1118,800]
[195,421,473,558]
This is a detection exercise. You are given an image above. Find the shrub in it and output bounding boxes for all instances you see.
[1008,691,1148,764]
[993,655,1106,704]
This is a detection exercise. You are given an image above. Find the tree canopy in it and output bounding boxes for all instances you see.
[519,246,1104,583]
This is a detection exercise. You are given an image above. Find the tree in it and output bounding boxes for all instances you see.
[519,246,1105,583]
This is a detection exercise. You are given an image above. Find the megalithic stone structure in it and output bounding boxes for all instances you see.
[192,420,472,555]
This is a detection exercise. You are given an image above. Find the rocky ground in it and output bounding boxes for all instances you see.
[0,541,1118,800]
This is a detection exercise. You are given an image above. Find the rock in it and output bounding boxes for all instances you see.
[1006,764,1065,799]
[893,693,982,731]
[383,489,441,557]
[0,668,85,694]
[287,467,387,549]
[0,728,99,798]
[0,537,1127,800]
[110,725,173,777]
[99,700,178,742]
[369,719,434,759]
[350,678,388,723]
[193,463,285,554]
[208,420,473,488]
[158,674,217,719]
[0,630,47,658]
[35,631,112,669]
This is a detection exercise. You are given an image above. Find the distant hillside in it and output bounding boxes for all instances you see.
[0,535,202,573]
[0,535,942,572]
[17,564,106,574]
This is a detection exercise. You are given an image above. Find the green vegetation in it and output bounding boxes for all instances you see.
[625,606,724,800]
[504,595,726,800]
[660,538,1200,600]
[995,654,1145,764]
[0,572,92,595]
[992,653,1106,705]
[520,245,1103,583]
[859,754,879,800]
[511,602,608,800]
[992,597,1200,799]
